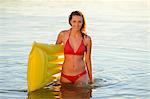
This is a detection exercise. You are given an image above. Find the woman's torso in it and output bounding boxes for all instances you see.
[61,29,87,75]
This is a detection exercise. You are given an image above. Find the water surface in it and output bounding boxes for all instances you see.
[0,0,149,99]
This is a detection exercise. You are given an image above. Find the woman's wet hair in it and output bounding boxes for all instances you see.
[69,11,87,38]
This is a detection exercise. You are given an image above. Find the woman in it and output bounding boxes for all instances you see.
[56,11,92,87]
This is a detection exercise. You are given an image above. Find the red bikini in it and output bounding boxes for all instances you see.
[61,71,87,84]
[64,32,86,55]
[61,29,87,84]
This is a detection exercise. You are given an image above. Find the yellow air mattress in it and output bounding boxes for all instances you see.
[27,41,64,92]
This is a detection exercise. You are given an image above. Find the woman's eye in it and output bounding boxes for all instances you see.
[72,20,82,23]
[78,21,81,23]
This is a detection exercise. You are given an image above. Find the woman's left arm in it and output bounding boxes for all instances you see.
[85,36,93,84]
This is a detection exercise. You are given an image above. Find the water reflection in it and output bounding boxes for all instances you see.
[27,81,92,99]
[27,88,56,99]
[60,84,92,99]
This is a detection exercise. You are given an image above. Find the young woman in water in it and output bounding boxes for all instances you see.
[56,11,92,87]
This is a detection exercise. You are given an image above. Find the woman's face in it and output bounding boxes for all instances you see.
[70,15,83,31]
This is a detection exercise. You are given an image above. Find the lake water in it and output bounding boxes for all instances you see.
[0,0,150,99]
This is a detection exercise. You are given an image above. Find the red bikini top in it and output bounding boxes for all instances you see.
[64,30,86,55]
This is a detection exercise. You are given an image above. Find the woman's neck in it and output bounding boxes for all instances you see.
[70,28,81,37]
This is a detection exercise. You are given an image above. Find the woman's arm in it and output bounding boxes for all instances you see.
[85,36,93,84]
[55,32,63,44]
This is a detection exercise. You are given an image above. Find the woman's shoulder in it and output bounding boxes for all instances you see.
[84,33,92,41]
[83,33,92,46]
[59,29,70,36]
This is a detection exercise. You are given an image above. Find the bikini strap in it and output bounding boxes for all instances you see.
[68,29,71,39]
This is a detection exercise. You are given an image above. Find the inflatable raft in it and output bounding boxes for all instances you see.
[27,41,64,92]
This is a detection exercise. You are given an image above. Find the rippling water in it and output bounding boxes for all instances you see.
[0,0,150,99]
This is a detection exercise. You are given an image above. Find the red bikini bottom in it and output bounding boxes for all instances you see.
[61,70,87,84]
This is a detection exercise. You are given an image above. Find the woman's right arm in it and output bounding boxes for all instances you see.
[55,32,63,44]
